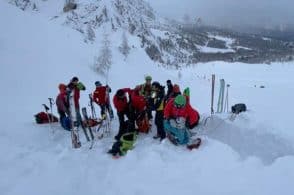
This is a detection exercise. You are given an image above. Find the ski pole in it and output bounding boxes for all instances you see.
[48,98,55,133]
[224,84,230,113]
[88,94,97,119]
[42,104,53,133]
[211,74,215,115]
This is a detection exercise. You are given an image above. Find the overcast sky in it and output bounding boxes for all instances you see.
[147,0,294,29]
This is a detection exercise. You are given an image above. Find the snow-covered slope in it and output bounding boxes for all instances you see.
[1,2,294,195]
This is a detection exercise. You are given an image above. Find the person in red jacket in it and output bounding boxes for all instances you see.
[164,94,200,145]
[128,86,147,132]
[56,83,70,130]
[92,81,114,120]
[113,88,132,140]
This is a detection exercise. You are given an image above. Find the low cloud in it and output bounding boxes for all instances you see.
[147,0,294,30]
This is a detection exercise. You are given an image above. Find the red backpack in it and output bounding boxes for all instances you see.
[136,114,150,133]
[34,112,58,124]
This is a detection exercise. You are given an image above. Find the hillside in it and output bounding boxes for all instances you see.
[7,0,294,66]
[1,1,294,195]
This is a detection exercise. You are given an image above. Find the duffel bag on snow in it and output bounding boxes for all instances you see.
[34,112,58,124]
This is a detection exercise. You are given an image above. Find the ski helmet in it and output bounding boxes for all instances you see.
[174,95,186,108]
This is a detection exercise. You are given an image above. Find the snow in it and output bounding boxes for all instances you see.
[1,1,294,195]
[198,45,235,53]
[198,34,236,53]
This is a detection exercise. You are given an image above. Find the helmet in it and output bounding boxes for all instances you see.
[145,75,152,81]
[174,95,186,108]
[95,81,102,87]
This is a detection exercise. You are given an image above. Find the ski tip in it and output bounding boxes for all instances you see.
[112,155,121,159]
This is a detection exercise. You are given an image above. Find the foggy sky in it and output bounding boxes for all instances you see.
[147,0,294,30]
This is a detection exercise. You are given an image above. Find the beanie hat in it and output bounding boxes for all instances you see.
[116,89,125,98]
[152,81,160,89]
[174,95,186,107]
[71,76,79,83]
[145,75,152,81]
[95,81,102,87]
[58,83,67,92]
[173,84,180,93]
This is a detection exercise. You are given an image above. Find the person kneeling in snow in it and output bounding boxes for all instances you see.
[163,94,200,145]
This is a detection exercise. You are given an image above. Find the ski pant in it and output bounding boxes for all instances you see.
[164,120,190,145]
[128,105,146,132]
[155,111,165,139]
[99,104,114,119]
[146,98,153,120]
[115,111,130,140]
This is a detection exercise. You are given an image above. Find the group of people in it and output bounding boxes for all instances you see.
[112,76,200,145]
[55,75,200,148]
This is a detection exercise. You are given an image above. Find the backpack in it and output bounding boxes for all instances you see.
[34,112,58,124]
[136,113,150,133]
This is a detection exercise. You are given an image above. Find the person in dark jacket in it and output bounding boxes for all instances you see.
[166,80,173,99]
[67,76,86,128]
[151,81,166,141]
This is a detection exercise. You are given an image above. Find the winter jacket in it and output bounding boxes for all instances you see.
[166,83,173,99]
[67,82,83,109]
[138,83,152,98]
[130,90,146,112]
[113,88,132,113]
[93,86,110,105]
[152,85,165,111]
[164,97,200,129]
[56,91,69,114]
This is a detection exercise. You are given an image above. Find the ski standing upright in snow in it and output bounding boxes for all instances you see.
[81,107,95,149]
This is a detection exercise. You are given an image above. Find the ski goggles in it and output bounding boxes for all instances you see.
[175,103,185,109]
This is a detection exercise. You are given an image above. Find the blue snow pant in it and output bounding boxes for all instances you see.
[163,120,190,145]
